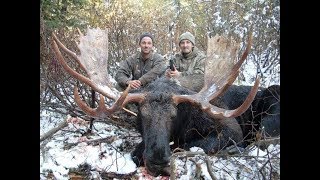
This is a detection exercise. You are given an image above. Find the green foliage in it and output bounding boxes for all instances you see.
[41,0,88,29]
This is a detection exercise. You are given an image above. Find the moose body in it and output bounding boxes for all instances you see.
[130,78,280,176]
[219,84,280,145]
[130,77,243,176]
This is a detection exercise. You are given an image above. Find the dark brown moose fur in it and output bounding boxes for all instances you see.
[218,84,280,146]
[130,77,243,176]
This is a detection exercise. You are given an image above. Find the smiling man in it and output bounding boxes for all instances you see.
[115,32,166,90]
[165,32,206,79]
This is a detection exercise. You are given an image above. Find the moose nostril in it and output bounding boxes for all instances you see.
[145,161,170,177]
[162,166,171,176]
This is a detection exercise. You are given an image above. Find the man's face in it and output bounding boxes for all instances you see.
[140,37,153,54]
[179,39,194,54]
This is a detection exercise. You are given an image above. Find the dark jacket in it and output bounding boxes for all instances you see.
[115,52,166,89]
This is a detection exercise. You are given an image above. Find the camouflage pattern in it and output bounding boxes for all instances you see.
[115,52,166,89]
[172,46,206,76]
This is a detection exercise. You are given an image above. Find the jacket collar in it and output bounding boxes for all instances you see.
[138,51,154,61]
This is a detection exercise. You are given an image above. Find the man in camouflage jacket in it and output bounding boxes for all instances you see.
[165,32,206,91]
[115,32,166,90]
[165,32,206,92]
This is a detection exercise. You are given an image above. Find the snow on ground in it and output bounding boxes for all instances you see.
[40,110,280,179]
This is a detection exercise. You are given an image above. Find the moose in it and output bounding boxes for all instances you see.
[51,28,279,176]
[219,84,280,147]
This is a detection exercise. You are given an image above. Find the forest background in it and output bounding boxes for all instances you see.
[40,0,279,119]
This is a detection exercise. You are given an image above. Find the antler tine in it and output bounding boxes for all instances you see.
[51,31,119,101]
[77,27,84,37]
[52,28,146,119]
[207,31,253,102]
[173,77,260,120]
[74,86,104,118]
[73,85,137,119]
[203,76,260,119]
[173,31,260,119]
[199,31,253,102]
[52,33,87,72]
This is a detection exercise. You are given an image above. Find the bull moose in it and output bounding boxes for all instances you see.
[51,28,279,176]
[219,84,280,147]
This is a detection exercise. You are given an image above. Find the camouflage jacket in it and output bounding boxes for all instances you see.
[115,52,166,88]
[171,46,206,76]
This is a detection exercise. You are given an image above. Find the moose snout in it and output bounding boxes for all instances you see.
[143,147,171,176]
[145,161,171,177]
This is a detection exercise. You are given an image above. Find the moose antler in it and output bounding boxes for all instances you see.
[52,27,258,120]
[51,28,145,119]
[173,32,260,119]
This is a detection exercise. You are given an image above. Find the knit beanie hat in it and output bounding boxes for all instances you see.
[139,32,154,44]
[179,32,195,45]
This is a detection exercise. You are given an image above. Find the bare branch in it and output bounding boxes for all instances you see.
[40,118,68,142]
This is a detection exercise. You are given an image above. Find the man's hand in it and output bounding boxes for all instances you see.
[165,65,180,78]
[127,80,142,89]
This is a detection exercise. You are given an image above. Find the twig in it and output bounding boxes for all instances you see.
[170,156,177,180]
[204,154,218,180]
[170,151,218,180]
[228,137,244,154]
[245,137,280,151]
[256,137,280,146]
[100,170,137,179]
[122,107,137,116]
[64,136,117,149]
[189,159,202,179]
[259,147,280,179]
[40,118,68,142]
